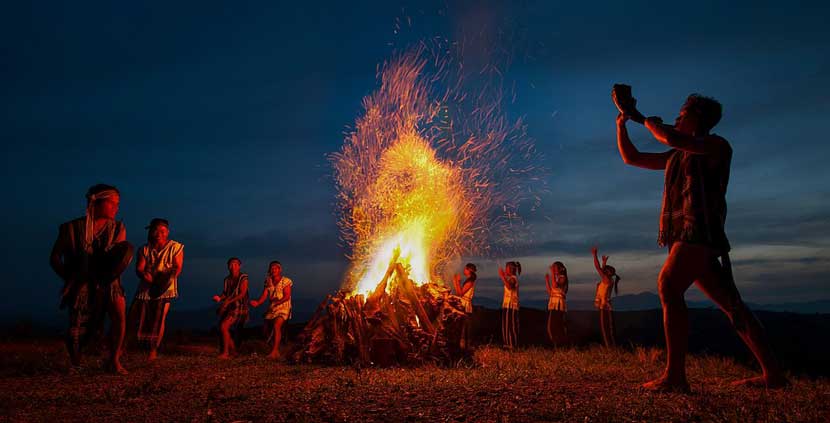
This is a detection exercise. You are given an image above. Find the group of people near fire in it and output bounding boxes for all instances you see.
[48,86,788,391]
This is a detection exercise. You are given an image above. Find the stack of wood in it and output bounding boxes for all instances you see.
[291,258,471,366]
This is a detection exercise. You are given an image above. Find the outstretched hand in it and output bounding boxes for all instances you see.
[498,267,506,278]
[591,245,598,255]
[212,295,222,303]
[602,255,609,266]
[545,273,551,283]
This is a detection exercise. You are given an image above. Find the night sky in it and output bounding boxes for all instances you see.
[3,0,828,320]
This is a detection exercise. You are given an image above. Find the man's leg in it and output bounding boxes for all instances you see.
[124,298,141,350]
[218,317,234,359]
[67,312,83,367]
[149,302,171,361]
[694,256,787,388]
[268,317,285,359]
[643,242,698,391]
[107,294,128,374]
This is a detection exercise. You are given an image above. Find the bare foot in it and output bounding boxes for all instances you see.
[641,375,690,393]
[217,353,232,360]
[266,352,285,361]
[148,350,158,361]
[111,362,129,375]
[731,375,789,389]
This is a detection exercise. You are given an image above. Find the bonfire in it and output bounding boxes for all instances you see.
[292,43,544,365]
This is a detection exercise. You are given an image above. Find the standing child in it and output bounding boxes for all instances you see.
[250,261,293,360]
[545,261,568,346]
[498,261,521,349]
[592,246,620,347]
[452,263,477,349]
[213,257,249,359]
[132,218,184,361]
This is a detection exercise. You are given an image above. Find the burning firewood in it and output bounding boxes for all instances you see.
[291,260,471,366]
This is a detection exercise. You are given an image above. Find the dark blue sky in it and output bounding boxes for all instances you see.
[2,0,828,318]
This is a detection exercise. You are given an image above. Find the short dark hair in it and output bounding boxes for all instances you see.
[464,263,477,273]
[684,94,722,132]
[227,257,241,267]
[269,260,282,268]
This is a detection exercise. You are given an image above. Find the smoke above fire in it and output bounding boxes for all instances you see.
[331,42,545,295]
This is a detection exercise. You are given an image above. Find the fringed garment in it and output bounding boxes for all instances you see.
[134,240,184,344]
[56,217,131,349]
[658,143,732,254]
[219,273,249,326]
[264,276,293,321]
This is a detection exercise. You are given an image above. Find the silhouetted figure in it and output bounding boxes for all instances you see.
[213,257,249,359]
[613,85,787,391]
[498,261,521,349]
[545,261,568,346]
[131,218,183,361]
[250,261,293,360]
[592,246,619,348]
[453,263,477,349]
[49,184,133,374]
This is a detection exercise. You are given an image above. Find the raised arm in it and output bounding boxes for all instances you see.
[644,117,729,156]
[452,274,462,295]
[498,267,509,287]
[617,114,673,170]
[592,247,604,275]
[545,273,553,296]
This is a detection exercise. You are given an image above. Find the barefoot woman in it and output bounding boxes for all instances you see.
[613,85,786,391]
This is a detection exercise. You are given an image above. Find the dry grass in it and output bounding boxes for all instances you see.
[1,341,828,422]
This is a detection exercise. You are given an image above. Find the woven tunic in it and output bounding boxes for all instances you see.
[54,217,128,344]
[658,142,732,253]
[135,240,184,300]
[219,273,249,324]
[264,276,293,320]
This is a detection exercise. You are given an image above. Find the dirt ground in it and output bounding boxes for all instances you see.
[1,341,828,422]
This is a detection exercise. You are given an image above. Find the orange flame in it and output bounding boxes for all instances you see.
[331,44,544,295]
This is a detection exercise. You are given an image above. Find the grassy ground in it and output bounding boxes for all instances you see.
[1,341,828,422]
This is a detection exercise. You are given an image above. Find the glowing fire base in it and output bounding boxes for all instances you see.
[291,263,470,366]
